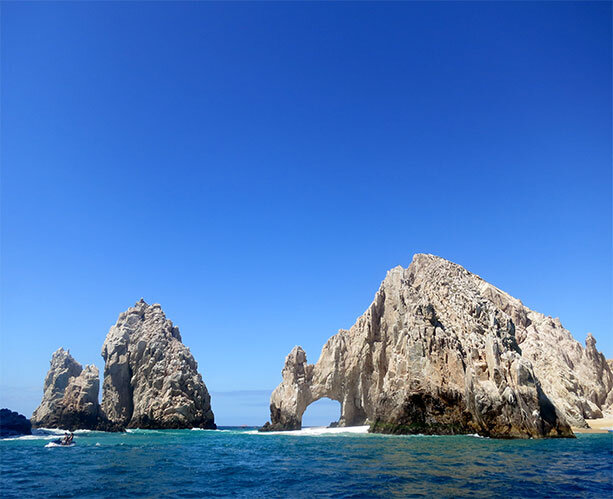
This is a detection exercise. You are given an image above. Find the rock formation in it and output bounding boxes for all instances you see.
[31,301,216,431]
[101,299,215,429]
[518,328,612,426]
[0,409,32,438]
[262,254,612,438]
[608,359,613,413]
[31,348,111,430]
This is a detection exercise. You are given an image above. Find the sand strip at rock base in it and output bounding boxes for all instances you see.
[572,417,613,434]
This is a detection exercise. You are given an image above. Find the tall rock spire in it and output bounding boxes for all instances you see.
[101,300,215,429]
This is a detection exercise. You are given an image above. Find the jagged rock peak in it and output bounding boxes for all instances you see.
[31,348,104,430]
[101,300,215,429]
[387,254,613,426]
[262,253,611,438]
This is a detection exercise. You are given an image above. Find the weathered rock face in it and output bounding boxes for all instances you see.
[608,359,613,413]
[0,409,32,438]
[101,299,215,429]
[263,254,611,438]
[31,348,107,430]
[510,324,612,426]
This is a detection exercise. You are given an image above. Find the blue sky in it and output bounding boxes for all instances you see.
[1,1,611,426]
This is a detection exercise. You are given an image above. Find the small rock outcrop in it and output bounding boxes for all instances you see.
[31,348,110,430]
[0,409,32,438]
[262,254,611,438]
[101,299,215,429]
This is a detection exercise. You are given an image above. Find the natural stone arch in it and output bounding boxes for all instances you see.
[260,255,580,438]
[301,397,342,427]
[262,345,371,431]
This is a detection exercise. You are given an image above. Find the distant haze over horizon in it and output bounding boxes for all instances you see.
[1,1,611,425]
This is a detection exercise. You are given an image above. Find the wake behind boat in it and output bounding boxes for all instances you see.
[45,440,75,448]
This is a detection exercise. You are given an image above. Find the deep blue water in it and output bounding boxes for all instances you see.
[1,427,611,498]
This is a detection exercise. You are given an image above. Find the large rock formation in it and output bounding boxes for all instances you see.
[30,301,216,431]
[101,299,215,429]
[262,254,612,438]
[0,409,32,438]
[31,348,110,430]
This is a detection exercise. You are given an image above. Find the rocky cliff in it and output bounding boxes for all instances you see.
[262,254,612,438]
[31,348,109,430]
[101,299,215,429]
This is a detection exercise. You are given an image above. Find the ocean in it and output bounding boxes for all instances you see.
[1,427,611,498]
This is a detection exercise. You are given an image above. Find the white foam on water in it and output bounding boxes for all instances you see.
[45,442,75,448]
[2,428,71,441]
[2,434,56,441]
[248,425,370,436]
[34,428,66,436]
[125,428,165,434]
[37,427,93,433]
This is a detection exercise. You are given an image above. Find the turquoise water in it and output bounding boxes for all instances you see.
[1,427,611,498]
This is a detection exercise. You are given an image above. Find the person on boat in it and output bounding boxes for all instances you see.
[60,432,73,445]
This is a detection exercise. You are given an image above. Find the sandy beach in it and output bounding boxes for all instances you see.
[572,416,613,434]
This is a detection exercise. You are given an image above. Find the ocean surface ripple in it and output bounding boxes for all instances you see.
[1,428,611,498]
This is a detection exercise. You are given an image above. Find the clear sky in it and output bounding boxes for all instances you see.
[1,1,611,426]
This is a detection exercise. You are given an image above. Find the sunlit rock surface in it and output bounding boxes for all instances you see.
[31,348,108,430]
[262,254,611,438]
[101,300,215,429]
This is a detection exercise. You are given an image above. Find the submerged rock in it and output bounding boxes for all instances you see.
[30,348,113,430]
[0,409,32,438]
[262,254,609,438]
[101,299,215,429]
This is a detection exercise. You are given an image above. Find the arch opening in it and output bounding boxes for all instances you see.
[301,397,342,428]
